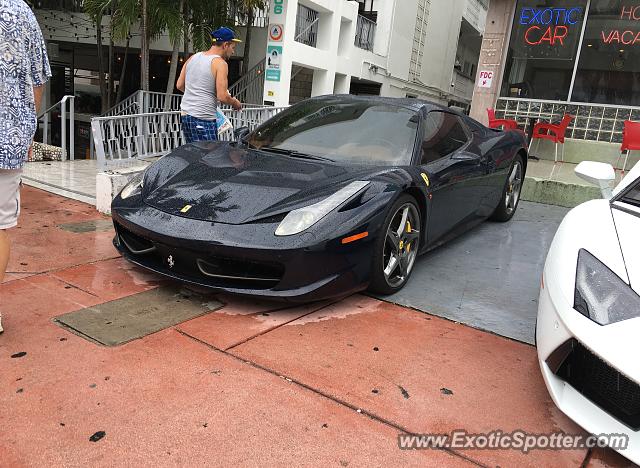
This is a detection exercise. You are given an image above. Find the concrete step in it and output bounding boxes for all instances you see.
[521,159,628,208]
[521,176,601,208]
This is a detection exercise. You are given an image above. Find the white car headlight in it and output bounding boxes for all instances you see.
[120,173,144,200]
[275,181,370,236]
[574,249,640,325]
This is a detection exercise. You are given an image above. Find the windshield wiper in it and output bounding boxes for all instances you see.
[257,146,334,162]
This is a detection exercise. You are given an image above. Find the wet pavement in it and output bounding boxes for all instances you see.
[0,186,632,467]
[378,201,570,344]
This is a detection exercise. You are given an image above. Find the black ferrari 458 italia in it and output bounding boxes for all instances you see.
[111,95,528,301]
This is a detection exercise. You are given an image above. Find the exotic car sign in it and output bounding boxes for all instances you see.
[511,1,587,60]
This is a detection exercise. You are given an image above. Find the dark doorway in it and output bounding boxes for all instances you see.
[349,78,381,96]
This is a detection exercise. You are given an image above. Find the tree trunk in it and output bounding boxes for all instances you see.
[108,36,114,108]
[96,16,108,113]
[242,8,254,76]
[183,1,189,59]
[164,43,180,111]
[140,0,149,91]
[164,0,184,111]
[115,38,130,104]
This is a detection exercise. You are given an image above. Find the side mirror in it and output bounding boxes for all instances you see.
[575,161,616,199]
[234,126,250,142]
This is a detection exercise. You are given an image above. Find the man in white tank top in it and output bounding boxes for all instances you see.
[177,27,243,143]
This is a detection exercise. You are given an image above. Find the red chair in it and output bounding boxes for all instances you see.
[529,114,574,163]
[619,120,640,173]
[487,108,519,130]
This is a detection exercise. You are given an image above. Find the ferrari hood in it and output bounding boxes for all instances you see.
[142,143,382,224]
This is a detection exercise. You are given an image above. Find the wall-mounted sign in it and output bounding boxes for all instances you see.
[269,24,284,41]
[265,45,282,82]
[511,2,587,60]
[600,5,640,45]
[520,7,583,46]
[478,70,494,88]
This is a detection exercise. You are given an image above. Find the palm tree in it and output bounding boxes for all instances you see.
[233,0,267,76]
[84,0,138,109]
[86,0,234,108]
[140,0,149,91]
[83,0,110,111]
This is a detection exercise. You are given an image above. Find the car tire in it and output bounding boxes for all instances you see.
[491,153,524,222]
[368,194,421,295]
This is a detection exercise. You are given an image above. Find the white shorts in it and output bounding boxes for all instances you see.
[0,169,22,229]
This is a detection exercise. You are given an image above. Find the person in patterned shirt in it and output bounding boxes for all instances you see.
[0,0,51,333]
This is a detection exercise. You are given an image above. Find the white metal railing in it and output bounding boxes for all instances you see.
[228,59,266,105]
[295,4,319,47]
[38,95,75,160]
[101,90,183,118]
[105,90,273,119]
[101,91,142,117]
[496,98,640,144]
[229,3,270,28]
[144,91,183,113]
[91,111,182,170]
[92,106,288,170]
[355,14,376,51]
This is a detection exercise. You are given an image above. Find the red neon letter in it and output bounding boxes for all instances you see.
[539,26,554,45]
[621,5,633,19]
[553,26,569,45]
[525,26,541,45]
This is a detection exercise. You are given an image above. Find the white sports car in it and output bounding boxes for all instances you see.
[537,160,640,463]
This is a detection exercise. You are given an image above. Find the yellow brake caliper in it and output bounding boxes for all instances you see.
[406,220,412,253]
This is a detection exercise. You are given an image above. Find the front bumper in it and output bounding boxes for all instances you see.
[536,278,640,463]
[111,202,379,303]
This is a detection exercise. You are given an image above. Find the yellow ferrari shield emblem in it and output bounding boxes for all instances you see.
[421,173,430,187]
[180,204,193,213]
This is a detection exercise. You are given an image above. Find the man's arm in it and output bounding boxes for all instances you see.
[212,59,241,110]
[176,56,192,93]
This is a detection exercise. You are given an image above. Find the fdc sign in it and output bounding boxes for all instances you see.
[478,71,494,88]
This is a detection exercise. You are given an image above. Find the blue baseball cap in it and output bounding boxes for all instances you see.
[211,27,242,43]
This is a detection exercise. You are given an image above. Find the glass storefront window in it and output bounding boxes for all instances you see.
[571,1,640,106]
[501,0,588,100]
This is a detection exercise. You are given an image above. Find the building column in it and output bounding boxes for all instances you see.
[469,0,515,124]
[263,0,299,106]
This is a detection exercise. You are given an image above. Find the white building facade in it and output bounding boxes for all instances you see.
[262,0,488,109]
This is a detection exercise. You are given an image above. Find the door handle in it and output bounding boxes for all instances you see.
[451,152,478,162]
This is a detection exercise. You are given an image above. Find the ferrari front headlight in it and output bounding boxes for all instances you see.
[275,181,370,236]
[120,173,144,200]
[574,249,640,325]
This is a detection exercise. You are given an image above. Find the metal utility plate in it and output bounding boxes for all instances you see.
[57,219,115,233]
[55,287,223,346]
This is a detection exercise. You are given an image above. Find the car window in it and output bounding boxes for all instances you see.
[421,111,469,165]
[247,98,419,166]
[620,180,640,208]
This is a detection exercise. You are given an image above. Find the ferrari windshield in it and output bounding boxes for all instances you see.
[247,98,419,165]
[620,180,640,208]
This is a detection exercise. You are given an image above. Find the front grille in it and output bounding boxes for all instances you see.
[117,224,156,254]
[114,222,284,289]
[550,339,640,430]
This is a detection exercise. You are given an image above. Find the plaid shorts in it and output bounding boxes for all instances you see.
[181,114,218,144]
